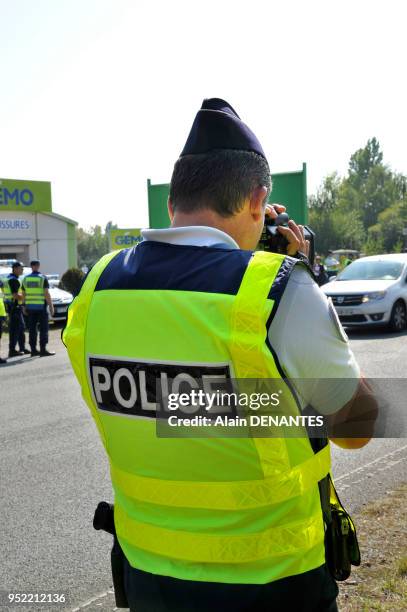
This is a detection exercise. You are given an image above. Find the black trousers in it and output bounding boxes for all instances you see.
[27,309,49,351]
[123,559,339,612]
[7,305,26,352]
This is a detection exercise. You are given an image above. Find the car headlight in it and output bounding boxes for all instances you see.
[361,291,387,302]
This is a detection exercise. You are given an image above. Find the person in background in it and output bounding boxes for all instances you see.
[339,254,352,270]
[2,261,30,358]
[22,259,55,357]
[0,279,7,364]
[313,255,329,286]
[324,251,340,278]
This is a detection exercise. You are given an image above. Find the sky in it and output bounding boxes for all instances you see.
[1,0,406,230]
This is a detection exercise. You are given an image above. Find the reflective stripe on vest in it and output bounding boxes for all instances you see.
[115,505,323,563]
[0,295,6,317]
[2,277,14,303]
[111,443,330,510]
[22,274,46,308]
[63,248,330,584]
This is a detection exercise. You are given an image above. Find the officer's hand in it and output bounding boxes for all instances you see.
[265,204,309,257]
[265,203,286,218]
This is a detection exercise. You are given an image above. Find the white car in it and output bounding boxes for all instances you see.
[48,278,61,289]
[321,254,407,332]
[48,286,73,322]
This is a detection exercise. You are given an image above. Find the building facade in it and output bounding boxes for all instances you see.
[0,178,77,276]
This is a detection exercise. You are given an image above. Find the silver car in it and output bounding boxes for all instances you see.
[321,254,407,332]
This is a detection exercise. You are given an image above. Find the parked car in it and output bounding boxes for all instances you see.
[47,274,60,281]
[48,278,61,289]
[48,286,73,322]
[321,254,407,331]
[331,249,360,260]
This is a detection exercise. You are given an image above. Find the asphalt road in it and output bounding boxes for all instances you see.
[0,326,406,611]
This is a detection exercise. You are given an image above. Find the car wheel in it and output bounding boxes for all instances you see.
[389,300,407,332]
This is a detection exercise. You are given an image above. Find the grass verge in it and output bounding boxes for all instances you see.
[338,483,407,611]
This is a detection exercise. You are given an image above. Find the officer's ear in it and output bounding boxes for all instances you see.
[249,186,268,222]
[168,198,174,223]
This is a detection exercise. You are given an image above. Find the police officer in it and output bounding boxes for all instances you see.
[64,99,378,612]
[0,280,7,364]
[3,261,30,357]
[325,251,340,278]
[22,259,55,357]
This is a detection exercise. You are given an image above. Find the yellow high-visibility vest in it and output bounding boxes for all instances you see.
[63,246,330,584]
[22,273,46,310]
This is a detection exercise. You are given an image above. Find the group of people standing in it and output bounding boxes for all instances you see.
[312,251,355,286]
[0,259,55,364]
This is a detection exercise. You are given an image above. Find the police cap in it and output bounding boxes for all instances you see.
[180,98,267,161]
[12,261,24,269]
[30,259,40,266]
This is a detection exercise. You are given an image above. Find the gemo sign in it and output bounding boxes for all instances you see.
[0,178,52,212]
[110,229,142,250]
[0,187,34,206]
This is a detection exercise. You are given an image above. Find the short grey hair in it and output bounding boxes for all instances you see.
[169,150,271,217]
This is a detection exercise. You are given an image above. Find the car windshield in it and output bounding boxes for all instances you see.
[337,260,404,281]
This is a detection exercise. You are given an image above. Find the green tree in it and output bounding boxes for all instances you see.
[76,221,117,269]
[348,137,383,187]
[308,172,365,253]
[363,202,405,254]
[361,165,401,228]
[363,230,385,256]
[60,268,85,296]
[331,208,365,251]
[343,138,402,229]
[309,138,407,255]
[308,172,341,212]
[308,173,341,253]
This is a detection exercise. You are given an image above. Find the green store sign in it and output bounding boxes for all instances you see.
[110,228,142,250]
[0,178,52,212]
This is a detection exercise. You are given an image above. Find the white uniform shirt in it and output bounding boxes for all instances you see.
[141,226,360,415]
[325,255,340,270]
